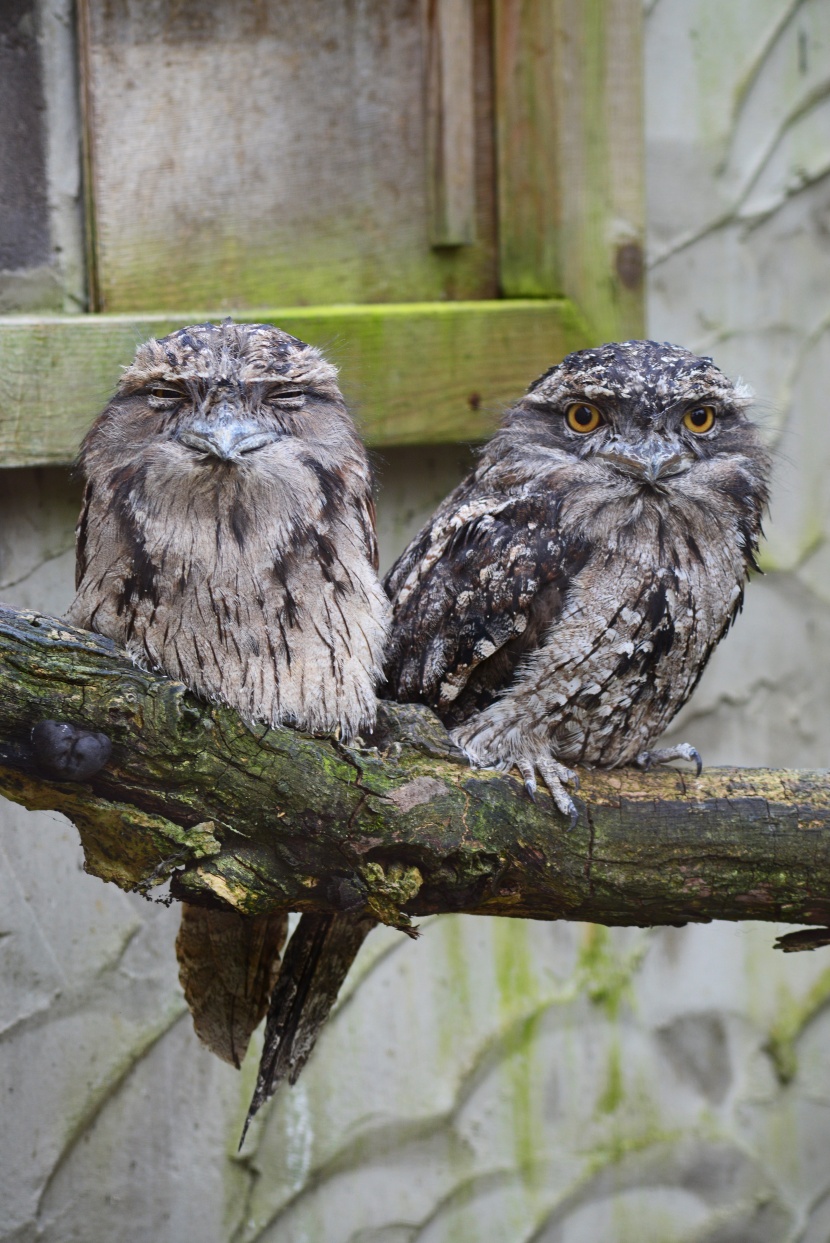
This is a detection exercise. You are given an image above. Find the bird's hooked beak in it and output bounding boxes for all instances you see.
[596,435,690,485]
[178,402,280,462]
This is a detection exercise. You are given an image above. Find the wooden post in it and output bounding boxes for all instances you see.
[493,0,645,342]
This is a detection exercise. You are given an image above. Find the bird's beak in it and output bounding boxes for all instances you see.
[597,437,690,484]
[178,412,280,462]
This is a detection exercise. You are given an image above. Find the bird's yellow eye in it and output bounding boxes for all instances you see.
[683,405,716,434]
[148,385,184,401]
[565,402,603,433]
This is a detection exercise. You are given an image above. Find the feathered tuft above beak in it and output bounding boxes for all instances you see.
[178,416,281,462]
[596,437,690,484]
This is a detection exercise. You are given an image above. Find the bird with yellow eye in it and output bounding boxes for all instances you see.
[385,338,770,827]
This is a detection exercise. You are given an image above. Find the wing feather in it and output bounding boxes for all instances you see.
[384,492,588,720]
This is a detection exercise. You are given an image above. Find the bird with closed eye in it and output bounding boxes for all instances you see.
[68,319,390,1084]
[384,339,771,822]
[70,319,389,740]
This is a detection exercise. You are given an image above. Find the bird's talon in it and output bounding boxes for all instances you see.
[636,743,703,775]
[524,780,537,802]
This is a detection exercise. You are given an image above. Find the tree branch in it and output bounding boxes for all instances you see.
[1,604,829,935]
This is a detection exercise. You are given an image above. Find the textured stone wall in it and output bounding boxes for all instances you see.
[3,1,830,1239]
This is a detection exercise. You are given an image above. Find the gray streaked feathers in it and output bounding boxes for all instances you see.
[385,339,771,798]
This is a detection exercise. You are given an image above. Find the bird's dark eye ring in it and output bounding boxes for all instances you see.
[565,402,603,433]
[683,405,716,434]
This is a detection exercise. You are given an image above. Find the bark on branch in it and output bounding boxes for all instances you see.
[1,604,829,937]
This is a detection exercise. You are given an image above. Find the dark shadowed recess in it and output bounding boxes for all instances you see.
[0,0,50,272]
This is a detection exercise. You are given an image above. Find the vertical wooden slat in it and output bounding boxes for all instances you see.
[425,0,477,246]
[492,0,560,294]
[75,0,101,313]
[493,0,645,342]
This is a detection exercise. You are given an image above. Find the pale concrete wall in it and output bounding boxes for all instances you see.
[3,1,830,1239]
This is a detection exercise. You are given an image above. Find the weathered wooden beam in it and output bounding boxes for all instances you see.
[0,300,589,467]
[493,0,645,340]
[1,605,829,934]
[76,0,500,309]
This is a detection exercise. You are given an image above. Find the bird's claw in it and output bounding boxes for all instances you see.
[517,757,580,827]
[636,743,702,777]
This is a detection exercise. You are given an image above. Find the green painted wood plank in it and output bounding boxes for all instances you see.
[0,300,591,467]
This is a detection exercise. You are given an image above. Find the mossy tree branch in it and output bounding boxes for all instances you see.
[1,605,829,938]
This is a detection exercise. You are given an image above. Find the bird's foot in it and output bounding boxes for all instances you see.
[515,757,580,828]
[449,723,580,827]
[635,742,702,777]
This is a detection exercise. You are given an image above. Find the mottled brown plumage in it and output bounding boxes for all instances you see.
[68,320,390,1073]
[175,906,287,1069]
[385,340,771,817]
[69,320,389,738]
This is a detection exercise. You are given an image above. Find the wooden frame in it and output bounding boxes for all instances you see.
[0,0,644,467]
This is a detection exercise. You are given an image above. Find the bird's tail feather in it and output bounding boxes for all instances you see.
[240,911,376,1147]
[176,903,287,1068]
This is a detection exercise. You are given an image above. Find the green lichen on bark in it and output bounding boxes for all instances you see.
[1,605,830,933]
